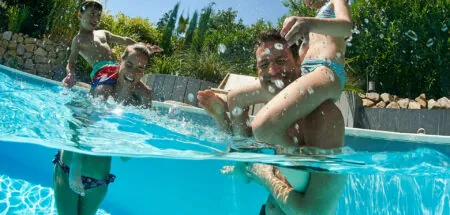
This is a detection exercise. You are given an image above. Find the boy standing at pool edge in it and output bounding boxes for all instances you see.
[62,0,137,88]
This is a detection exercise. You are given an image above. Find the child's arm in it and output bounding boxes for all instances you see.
[227,80,272,137]
[68,153,86,196]
[62,36,81,88]
[104,30,136,46]
[281,0,352,46]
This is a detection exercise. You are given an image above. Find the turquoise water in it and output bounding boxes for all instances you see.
[1,65,450,214]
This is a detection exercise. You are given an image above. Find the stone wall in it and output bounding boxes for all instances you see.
[361,92,450,110]
[0,31,68,80]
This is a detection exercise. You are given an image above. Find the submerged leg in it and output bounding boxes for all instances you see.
[53,164,79,215]
[79,184,108,215]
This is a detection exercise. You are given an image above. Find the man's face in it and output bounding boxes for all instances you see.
[256,41,300,94]
[79,7,102,31]
[119,50,148,86]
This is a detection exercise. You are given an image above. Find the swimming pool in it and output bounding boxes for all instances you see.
[1,64,450,214]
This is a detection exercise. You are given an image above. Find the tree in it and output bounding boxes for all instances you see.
[161,2,180,53]
[184,11,198,47]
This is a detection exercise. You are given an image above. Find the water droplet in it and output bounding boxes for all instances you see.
[69,24,72,28]
[364,28,368,33]
[321,111,325,116]
[382,21,387,27]
[301,68,309,76]
[379,34,384,39]
[442,24,448,32]
[298,88,304,94]
[364,18,369,24]
[336,52,342,59]
[264,48,271,55]
[346,42,352,47]
[268,85,276,94]
[426,38,434,47]
[259,76,264,81]
[232,107,243,116]
[292,137,298,144]
[404,30,418,41]
[402,50,406,54]
[307,87,314,95]
[327,71,335,82]
[218,44,226,54]
[295,123,300,131]
[187,93,195,102]
[352,27,360,34]
[274,43,284,50]
[273,80,285,89]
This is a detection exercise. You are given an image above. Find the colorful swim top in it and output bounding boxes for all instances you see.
[316,1,335,18]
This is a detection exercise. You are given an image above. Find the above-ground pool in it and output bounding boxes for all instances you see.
[1,64,449,214]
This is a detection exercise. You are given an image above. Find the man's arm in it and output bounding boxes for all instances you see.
[104,30,136,46]
[133,81,153,108]
[252,164,347,215]
[226,80,272,137]
[63,36,81,88]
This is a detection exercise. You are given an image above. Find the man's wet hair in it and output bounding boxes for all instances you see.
[80,1,103,14]
[256,29,300,59]
[121,43,153,61]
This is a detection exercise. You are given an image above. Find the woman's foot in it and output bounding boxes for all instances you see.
[197,90,227,117]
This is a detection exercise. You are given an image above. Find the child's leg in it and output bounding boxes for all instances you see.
[53,164,79,215]
[251,66,342,149]
[79,185,108,215]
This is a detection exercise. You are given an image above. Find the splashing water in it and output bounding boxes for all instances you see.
[218,44,227,54]
[442,24,448,32]
[404,30,418,41]
[346,42,353,47]
[268,85,276,94]
[273,80,285,89]
[264,48,271,55]
[231,107,243,116]
[187,93,195,102]
[274,43,284,50]
[426,38,434,47]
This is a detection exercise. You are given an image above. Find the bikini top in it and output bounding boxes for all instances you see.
[316,1,336,18]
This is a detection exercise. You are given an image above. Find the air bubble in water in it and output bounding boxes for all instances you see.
[268,85,276,94]
[426,38,434,47]
[307,87,314,94]
[232,107,243,116]
[264,48,271,55]
[404,30,418,41]
[442,24,448,32]
[187,93,195,102]
[273,80,285,89]
[218,44,226,54]
[274,43,284,50]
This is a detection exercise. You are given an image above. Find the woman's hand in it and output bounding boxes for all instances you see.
[281,16,313,47]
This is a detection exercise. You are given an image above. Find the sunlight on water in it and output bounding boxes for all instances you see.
[0,175,109,215]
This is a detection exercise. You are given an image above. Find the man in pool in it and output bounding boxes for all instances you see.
[197,29,347,214]
[62,0,137,88]
[53,43,162,215]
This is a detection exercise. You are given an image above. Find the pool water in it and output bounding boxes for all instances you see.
[1,65,450,214]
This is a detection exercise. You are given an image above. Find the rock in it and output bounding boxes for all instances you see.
[7,41,17,50]
[24,59,35,70]
[24,52,33,58]
[427,99,441,109]
[437,97,450,109]
[24,37,37,44]
[415,97,427,109]
[34,47,48,56]
[419,93,426,100]
[48,50,57,58]
[375,101,386,108]
[362,99,375,107]
[16,57,24,67]
[408,101,421,109]
[380,93,393,103]
[398,98,410,109]
[11,33,18,41]
[386,102,400,109]
[366,92,380,102]
[0,47,5,56]
[43,39,53,45]
[17,36,24,43]
[6,50,17,56]
[2,31,12,41]
[24,44,36,52]
[1,40,8,48]
[52,66,66,81]
[34,56,48,64]
[393,95,399,102]
[36,63,52,73]
[16,44,25,56]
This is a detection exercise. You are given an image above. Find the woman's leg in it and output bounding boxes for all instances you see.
[53,164,79,215]
[79,184,108,215]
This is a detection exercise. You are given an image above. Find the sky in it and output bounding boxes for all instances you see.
[105,0,289,26]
